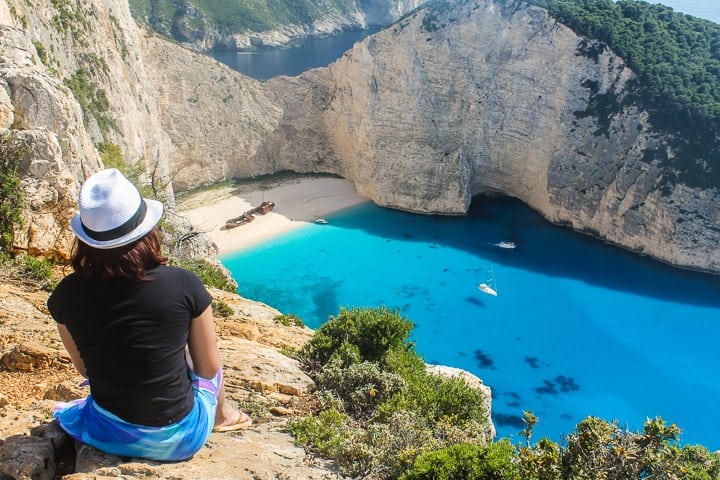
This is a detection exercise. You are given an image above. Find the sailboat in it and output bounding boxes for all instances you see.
[478,269,498,296]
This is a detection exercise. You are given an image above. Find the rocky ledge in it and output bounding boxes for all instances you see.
[0,283,335,479]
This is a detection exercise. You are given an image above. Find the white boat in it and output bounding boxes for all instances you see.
[315,218,328,224]
[496,241,516,249]
[478,283,498,296]
[478,269,498,296]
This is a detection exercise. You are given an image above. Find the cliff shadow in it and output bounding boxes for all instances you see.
[325,195,720,308]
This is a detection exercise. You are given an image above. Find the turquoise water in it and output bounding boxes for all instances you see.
[222,197,720,448]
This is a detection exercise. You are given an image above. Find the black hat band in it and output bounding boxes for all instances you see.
[81,200,148,241]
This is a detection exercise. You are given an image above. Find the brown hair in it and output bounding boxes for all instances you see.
[72,228,168,280]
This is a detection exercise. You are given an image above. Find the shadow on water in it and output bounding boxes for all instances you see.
[328,196,720,308]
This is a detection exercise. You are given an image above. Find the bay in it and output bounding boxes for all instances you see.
[211,0,720,449]
[210,28,380,81]
[222,198,720,449]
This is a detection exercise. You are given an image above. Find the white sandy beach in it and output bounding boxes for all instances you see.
[178,176,368,255]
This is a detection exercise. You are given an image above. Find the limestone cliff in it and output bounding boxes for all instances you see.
[0,0,175,258]
[141,36,281,190]
[255,0,720,273]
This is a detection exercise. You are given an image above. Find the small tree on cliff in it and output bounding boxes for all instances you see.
[0,132,26,253]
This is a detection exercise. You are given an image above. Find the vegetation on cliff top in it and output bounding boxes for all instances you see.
[128,0,360,38]
[291,306,720,479]
[520,0,720,189]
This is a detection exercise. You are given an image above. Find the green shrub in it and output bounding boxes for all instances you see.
[382,343,428,378]
[301,306,414,368]
[401,440,521,480]
[289,408,350,457]
[169,257,236,292]
[556,416,720,480]
[518,438,562,480]
[98,142,155,196]
[65,70,116,137]
[32,40,48,65]
[381,371,489,434]
[211,299,233,317]
[0,253,57,291]
[274,313,304,327]
[0,133,26,253]
[19,254,55,289]
[292,307,493,479]
[279,345,298,358]
[332,409,436,478]
[678,445,720,480]
[315,360,405,417]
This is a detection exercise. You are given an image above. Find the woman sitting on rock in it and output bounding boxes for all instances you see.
[47,168,251,461]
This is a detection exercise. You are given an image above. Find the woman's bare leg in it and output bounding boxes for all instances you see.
[214,382,241,426]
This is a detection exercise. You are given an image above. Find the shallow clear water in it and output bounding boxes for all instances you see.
[222,198,720,449]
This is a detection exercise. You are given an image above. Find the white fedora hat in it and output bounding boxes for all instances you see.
[70,168,163,249]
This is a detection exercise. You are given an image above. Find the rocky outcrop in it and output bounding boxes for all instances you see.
[0,21,100,258]
[0,281,339,479]
[0,0,175,258]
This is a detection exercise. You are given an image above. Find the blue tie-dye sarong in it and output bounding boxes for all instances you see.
[53,369,221,461]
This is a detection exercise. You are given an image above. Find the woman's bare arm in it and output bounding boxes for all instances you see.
[187,305,222,379]
[57,324,88,378]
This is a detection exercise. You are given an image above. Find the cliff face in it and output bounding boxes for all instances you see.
[0,0,175,258]
[141,36,282,190]
[256,0,720,272]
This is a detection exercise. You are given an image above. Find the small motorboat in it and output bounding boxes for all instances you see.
[496,241,516,249]
[478,283,498,297]
[315,218,328,224]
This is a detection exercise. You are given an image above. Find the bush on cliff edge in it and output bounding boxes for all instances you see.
[292,307,492,478]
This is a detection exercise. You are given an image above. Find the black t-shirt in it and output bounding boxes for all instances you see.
[47,265,213,426]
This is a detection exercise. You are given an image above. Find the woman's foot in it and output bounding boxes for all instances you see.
[213,408,252,432]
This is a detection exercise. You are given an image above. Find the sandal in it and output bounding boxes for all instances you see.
[213,411,253,432]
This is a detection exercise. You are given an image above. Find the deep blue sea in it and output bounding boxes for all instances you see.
[222,198,720,449]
